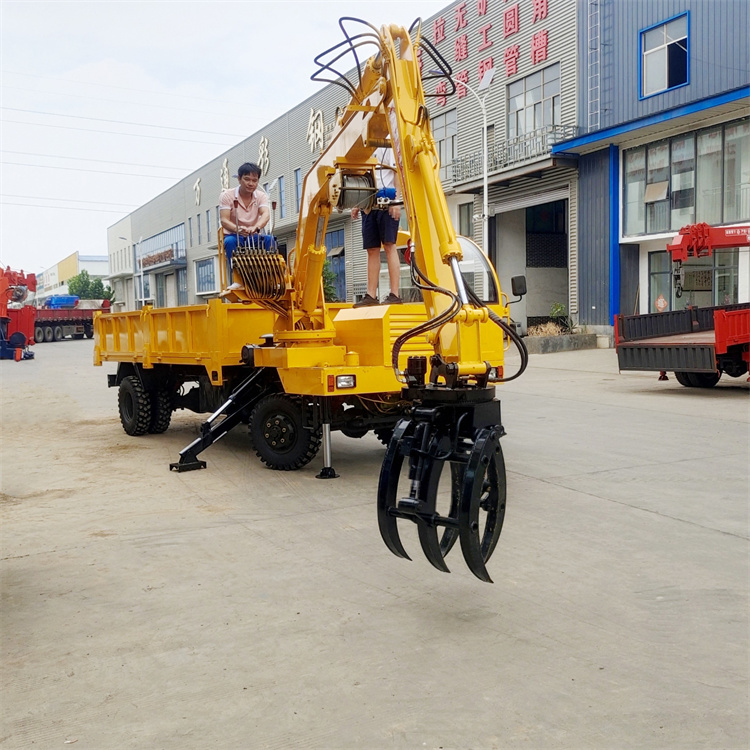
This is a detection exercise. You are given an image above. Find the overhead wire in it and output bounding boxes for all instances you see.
[1,107,247,138]
[1,161,181,179]
[1,119,235,146]
[1,150,188,171]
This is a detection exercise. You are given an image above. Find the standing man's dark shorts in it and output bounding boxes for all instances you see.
[362,209,399,247]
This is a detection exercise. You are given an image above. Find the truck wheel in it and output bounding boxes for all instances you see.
[148,390,172,434]
[673,371,693,387]
[35,326,44,343]
[249,394,322,470]
[44,326,54,342]
[118,376,152,436]
[688,372,721,388]
[53,325,64,342]
[85,324,94,339]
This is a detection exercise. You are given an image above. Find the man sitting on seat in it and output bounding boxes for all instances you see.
[220,162,274,261]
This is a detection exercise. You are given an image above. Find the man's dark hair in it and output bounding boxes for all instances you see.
[238,162,262,179]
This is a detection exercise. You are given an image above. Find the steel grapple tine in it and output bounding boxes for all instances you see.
[377,419,412,560]
[458,428,506,583]
[417,451,451,573]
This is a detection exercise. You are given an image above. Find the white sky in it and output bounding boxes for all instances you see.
[0,0,448,275]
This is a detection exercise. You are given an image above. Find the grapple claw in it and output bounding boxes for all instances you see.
[377,419,412,560]
[458,428,507,583]
[376,389,507,582]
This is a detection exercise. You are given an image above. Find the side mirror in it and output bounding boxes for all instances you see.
[511,275,527,298]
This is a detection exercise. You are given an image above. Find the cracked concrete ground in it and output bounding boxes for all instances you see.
[1,339,748,749]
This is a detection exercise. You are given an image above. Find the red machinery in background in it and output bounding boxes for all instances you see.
[1,266,37,361]
[616,223,750,387]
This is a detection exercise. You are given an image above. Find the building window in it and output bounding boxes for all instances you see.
[177,268,188,306]
[206,209,211,242]
[136,274,151,305]
[624,118,750,237]
[645,141,670,234]
[325,228,346,301]
[696,127,723,224]
[649,248,739,312]
[188,217,193,247]
[137,224,187,266]
[458,202,473,236]
[432,109,457,182]
[507,63,560,139]
[648,251,672,313]
[670,134,695,228]
[624,147,646,236]
[197,213,202,245]
[195,258,216,295]
[155,274,166,307]
[724,120,750,223]
[640,13,688,98]
[295,168,303,212]
[278,175,286,219]
[714,249,739,306]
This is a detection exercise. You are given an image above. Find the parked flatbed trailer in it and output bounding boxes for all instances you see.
[616,303,750,386]
[615,224,750,388]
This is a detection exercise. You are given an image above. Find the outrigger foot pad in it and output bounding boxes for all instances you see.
[377,389,507,583]
[169,458,207,472]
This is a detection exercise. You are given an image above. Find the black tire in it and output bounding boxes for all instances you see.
[84,324,94,339]
[249,394,321,470]
[73,333,85,340]
[35,326,44,343]
[687,371,721,388]
[118,375,152,436]
[148,390,172,434]
[53,325,64,342]
[374,427,394,446]
[44,326,54,343]
[673,371,693,387]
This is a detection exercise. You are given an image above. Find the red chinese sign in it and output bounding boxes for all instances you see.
[429,0,555,106]
[503,4,519,37]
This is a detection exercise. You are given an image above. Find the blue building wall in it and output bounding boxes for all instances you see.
[580,0,749,132]
[578,148,611,325]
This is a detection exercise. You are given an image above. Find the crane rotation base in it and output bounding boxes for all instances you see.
[377,388,507,582]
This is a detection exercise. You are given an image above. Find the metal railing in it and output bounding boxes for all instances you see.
[451,125,581,183]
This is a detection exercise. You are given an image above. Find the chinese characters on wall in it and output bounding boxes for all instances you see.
[429,0,552,106]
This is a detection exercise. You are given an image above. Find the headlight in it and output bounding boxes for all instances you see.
[336,374,356,389]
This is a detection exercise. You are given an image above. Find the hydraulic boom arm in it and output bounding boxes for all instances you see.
[231,18,528,580]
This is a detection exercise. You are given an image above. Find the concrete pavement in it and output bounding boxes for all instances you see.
[1,340,748,749]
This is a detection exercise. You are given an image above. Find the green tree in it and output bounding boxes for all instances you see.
[322,260,338,302]
[67,269,115,301]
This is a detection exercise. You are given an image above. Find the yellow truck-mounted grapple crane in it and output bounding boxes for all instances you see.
[95,17,528,581]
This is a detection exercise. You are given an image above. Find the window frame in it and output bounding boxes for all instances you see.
[507,62,561,140]
[194,257,217,296]
[458,202,474,236]
[639,12,690,100]
[431,108,457,182]
[278,175,286,219]
[623,118,750,238]
[295,168,303,212]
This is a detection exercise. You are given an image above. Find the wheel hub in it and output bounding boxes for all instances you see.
[263,414,295,450]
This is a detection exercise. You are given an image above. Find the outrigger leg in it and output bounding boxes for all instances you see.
[316,397,339,479]
[377,387,507,582]
[170,369,266,472]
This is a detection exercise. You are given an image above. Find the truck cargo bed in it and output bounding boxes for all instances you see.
[616,303,750,373]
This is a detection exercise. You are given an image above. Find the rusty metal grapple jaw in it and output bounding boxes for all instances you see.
[377,387,507,583]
